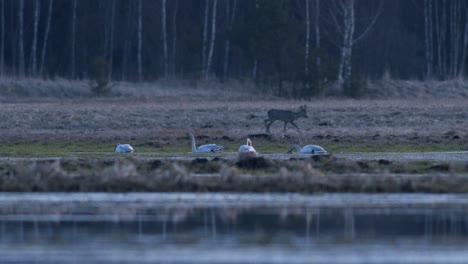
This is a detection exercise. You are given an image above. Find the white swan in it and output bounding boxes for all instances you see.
[115,143,134,153]
[239,138,256,153]
[189,133,223,153]
[287,144,327,154]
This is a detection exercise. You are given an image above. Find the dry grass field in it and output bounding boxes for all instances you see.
[0,78,467,192]
[0,78,467,150]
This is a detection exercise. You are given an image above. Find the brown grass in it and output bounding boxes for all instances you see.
[1,156,467,193]
[0,78,467,146]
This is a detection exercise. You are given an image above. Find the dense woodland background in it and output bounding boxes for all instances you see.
[1,0,468,97]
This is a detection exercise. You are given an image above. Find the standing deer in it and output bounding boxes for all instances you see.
[264,105,308,134]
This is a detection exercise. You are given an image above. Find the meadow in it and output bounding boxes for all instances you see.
[0,78,467,192]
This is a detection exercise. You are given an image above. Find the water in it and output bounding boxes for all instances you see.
[1,193,468,264]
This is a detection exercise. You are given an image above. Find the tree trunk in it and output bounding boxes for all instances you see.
[459,13,468,77]
[424,0,433,79]
[70,0,77,79]
[18,0,25,77]
[108,0,116,81]
[121,1,134,81]
[314,0,321,79]
[205,0,217,79]
[334,0,379,91]
[171,0,178,76]
[40,0,54,77]
[304,0,310,76]
[223,0,237,81]
[162,0,168,77]
[137,0,143,82]
[451,0,461,78]
[31,0,40,76]
[0,0,4,76]
[202,0,209,76]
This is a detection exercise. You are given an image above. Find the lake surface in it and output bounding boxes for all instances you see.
[1,193,468,264]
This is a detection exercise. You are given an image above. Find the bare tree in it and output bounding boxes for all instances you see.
[459,8,468,76]
[305,0,311,76]
[121,1,134,80]
[314,0,321,80]
[330,0,380,90]
[162,0,168,77]
[70,0,77,79]
[0,0,4,76]
[252,0,260,81]
[40,0,54,77]
[18,0,25,77]
[171,0,178,76]
[31,0,40,76]
[202,0,209,75]
[428,0,465,79]
[108,0,116,81]
[137,0,143,82]
[205,0,218,79]
[424,0,433,78]
[223,0,237,81]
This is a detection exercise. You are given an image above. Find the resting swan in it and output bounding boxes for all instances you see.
[239,138,256,153]
[115,143,134,153]
[287,144,327,154]
[189,133,223,153]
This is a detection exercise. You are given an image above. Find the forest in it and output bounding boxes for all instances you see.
[1,0,468,97]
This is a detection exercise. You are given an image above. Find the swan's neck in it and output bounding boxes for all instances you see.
[190,135,197,152]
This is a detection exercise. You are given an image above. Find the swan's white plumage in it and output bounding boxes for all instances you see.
[189,133,223,153]
[289,144,327,154]
[115,144,134,153]
[239,138,256,153]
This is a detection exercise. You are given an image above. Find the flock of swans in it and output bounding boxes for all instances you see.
[116,133,327,155]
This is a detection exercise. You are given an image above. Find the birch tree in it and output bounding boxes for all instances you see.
[424,0,433,78]
[40,0,54,76]
[205,0,218,79]
[0,0,4,76]
[162,0,168,77]
[121,1,134,80]
[31,0,40,76]
[304,0,311,76]
[137,0,143,82]
[314,0,321,80]
[201,0,209,75]
[223,0,237,81]
[459,13,468,76]
[70,0,77,79]
[330,0,380,92]
[107,0,116,81]
[252,0,259,81]
[171,0,178,76]
[18,0,25,77]
[426,0,465,79]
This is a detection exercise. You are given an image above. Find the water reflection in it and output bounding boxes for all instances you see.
[1,193,468,263]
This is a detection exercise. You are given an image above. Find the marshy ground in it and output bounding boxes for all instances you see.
[0,78,467,192]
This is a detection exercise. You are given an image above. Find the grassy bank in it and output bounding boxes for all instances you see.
[0,156,467,193]
[0,139,465,158]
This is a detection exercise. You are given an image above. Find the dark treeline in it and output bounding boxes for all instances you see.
[1,0,468,97]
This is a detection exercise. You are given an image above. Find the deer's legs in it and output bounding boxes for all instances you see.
[290,121,301,133]
[283,121,288,134]
[265,119,275,134]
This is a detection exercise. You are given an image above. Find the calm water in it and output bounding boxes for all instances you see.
[1,193,468,264]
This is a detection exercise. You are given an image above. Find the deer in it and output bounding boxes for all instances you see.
[264,105,308,134]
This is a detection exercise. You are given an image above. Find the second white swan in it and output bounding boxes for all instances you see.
[287,144,327,154]
[238,138,256,153]
[189,133,223,153]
